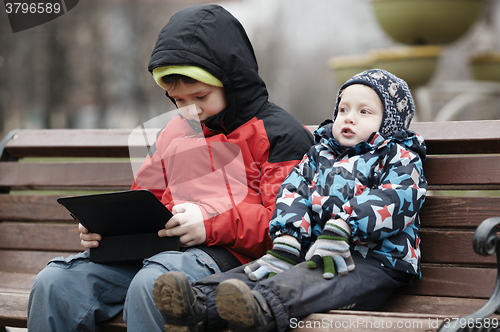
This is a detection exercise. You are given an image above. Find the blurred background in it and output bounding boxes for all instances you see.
[1,0,500,139]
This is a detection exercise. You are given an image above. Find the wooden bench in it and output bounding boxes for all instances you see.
[0,120,499,332]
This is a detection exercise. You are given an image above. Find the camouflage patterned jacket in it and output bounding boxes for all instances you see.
[269,120,428,279]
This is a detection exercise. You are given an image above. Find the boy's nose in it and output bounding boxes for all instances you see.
[344,114,355,124]
[185,104,202,119]
[189,104,202,116]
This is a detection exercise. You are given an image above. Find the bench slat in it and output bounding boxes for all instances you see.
[403,266,496,299]
[420,230,496,265]
[0,271,37,291]
[410,120,500,155]
[2,195,499,227]
[0,162,134,190]
[0,222,81,252]
[0,290,31,328]
[378,295,498,318]
[307,120,500,155]
[5,121,500,159]
[298,312,442,331]
[419,196,500,229]
[424,155,500,190]
[0,195,72,221]
[0,250,76,274]
[0,288,127,331]
[4,128,159,158]
[2,156,499,191]
[0,224,492,265]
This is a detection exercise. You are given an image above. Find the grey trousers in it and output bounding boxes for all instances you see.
[194,252,406,332]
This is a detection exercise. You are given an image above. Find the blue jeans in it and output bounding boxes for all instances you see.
[27,248,221,332]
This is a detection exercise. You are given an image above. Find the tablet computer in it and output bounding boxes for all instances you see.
[57,189,173,236]
[57,190,179,263]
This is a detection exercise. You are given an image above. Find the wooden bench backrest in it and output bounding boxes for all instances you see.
[1,120,500,299]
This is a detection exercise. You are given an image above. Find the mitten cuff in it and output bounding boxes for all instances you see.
[269,236,302,265]
[322,219,351,239]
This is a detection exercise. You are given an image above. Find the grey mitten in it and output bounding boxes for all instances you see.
[244,236,302,281]
[305,219,355,279]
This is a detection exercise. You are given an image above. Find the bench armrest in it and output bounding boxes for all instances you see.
[473,217,500,257]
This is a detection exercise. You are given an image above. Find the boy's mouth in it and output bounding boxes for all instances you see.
[341,127,354,137]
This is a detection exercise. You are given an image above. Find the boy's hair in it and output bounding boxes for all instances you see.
[161,74,198,90]
[333,69,415,138]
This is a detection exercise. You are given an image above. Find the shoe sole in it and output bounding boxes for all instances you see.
[215,279,259,329]
[163,324,197,332]
[153,271,195,318]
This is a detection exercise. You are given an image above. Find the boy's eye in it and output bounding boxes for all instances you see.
[196,95,208,100]
[339,108,347,113]
[361,109,370,114]
[175,98,184,103]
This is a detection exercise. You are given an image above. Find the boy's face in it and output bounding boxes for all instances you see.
[332,84,383,146]
[165,81,227,124]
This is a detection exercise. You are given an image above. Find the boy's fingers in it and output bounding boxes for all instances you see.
[345,255,356,272]
[171,205,186,215]
[249,265,270,281]
[322,256,336,279]
[78,223,88,233]
[159,224,188,238]
[158,227,174,237]
[179,231,201,247]
[80,239,99,249]
[80,231,101,242]
[306,254,323,269]
[164,215,181,230]
[244,261,261,275]
[333,256,348,277]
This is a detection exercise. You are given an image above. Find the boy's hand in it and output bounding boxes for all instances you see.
[244,235,302,281]
[305,219,355,279]
[159,203,206,247]
[79,223,101,249]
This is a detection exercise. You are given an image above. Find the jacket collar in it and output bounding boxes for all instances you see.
[313,119,427,160]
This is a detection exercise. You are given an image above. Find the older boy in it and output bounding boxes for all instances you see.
[27,5,313,332]
[153,69,428,332]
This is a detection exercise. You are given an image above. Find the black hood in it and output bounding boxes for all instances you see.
[148,4,269,134]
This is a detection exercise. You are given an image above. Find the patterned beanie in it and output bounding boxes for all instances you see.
[333,69,415,138]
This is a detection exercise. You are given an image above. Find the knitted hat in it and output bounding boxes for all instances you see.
[152,65,223,89]
[333,69,415,138]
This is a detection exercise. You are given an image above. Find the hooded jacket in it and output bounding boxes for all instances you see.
[132,4,314,265]
[270,121,427,279]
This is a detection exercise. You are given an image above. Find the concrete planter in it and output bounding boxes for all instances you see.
[370,0,485,45]
[371,45,443,87]
[470,52,500,82]
[328,55,373,86]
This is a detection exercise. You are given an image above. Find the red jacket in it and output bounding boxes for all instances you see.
[132,112,312,264]
[136,4,314,265]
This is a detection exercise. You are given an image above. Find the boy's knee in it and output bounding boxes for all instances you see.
[127,266,165,299]
[33,265,68,290]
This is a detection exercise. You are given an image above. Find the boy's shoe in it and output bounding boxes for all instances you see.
[153,271,207,332]
[215,279,276,332]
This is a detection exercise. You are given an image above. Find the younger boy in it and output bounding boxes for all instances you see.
[27,5,313,332]
[153,69,428,332]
